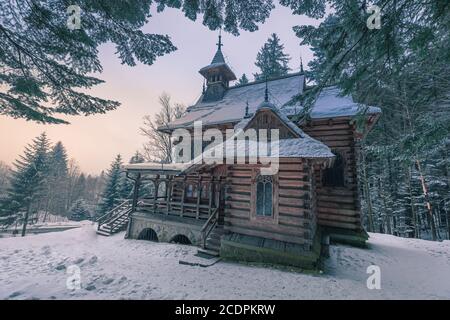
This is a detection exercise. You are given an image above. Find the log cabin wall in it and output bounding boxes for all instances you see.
[224,158,317,250]
[301,117,362,231]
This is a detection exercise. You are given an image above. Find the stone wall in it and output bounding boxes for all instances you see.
[127,212,203,246]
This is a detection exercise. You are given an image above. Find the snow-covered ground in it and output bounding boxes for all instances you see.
[0,224,449,299]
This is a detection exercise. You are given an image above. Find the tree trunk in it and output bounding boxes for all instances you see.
[415,159,437,241]
[21,202,32,237]
[407,166,418,238]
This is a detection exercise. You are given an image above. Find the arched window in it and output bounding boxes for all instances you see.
[323,152,345,187]
[256,175,273,216]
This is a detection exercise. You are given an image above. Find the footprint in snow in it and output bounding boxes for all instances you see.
[88,256,98,265]
[8,291,22,299]
[85,284,96,291]
[55,263,66,271]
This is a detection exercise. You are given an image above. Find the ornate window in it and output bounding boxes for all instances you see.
[323,152,345,187]
[256,175,273,216]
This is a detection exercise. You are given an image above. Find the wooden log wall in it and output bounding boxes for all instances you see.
[301,118,362,231]
[224,159,316,248]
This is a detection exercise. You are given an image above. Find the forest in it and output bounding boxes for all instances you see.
[0,0,448,241]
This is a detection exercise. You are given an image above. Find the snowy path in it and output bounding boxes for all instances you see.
[0,224,449,299]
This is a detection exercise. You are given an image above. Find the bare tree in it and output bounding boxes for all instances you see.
[140,93,185,163]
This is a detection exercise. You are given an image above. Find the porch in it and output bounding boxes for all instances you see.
[124,162,227,252]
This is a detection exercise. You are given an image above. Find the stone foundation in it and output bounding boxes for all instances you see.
[126,212,203,245]
[220,230,322,270]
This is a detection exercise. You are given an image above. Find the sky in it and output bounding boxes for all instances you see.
[0,4,321,175]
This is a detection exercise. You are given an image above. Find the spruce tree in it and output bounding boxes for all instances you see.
[68,199,91,221]
[46,142,69,218]
[0,133,50,235]
[98,155,125,215]
[238,74,249,85]
[254,33,291,81]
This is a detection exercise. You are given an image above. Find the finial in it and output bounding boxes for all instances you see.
[300,54,304,73]
[202,79,206,94]
[217,29,223,51]
[245,100,250,118]
[264,77,269,102]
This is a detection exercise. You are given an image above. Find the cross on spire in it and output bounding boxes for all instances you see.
[216,30,223,51]
[300,55,304,73]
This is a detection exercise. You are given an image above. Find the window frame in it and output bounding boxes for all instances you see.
[250,168,279,223]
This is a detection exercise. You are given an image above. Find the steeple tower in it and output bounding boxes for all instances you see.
[199,32,237,102]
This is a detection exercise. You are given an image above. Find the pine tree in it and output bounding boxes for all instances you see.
[68,199,91,221]
[0,133,50,235]
[254,33,291,81]
[46,142,69,219]
[238,74,249,85]
[98,155,125,215]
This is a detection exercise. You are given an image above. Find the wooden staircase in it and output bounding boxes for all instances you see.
[96,200,133,236]
[203,225,227,254]
[198,208,227,256]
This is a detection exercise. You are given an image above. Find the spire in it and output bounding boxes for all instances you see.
[217,29,223,51]
[211,31,226,64]
[300,55,304,73]
[264,77,269,102]
[202,79,206,94]
[199,30,236,102]
[257,78,276,110]
[244,100,250,118]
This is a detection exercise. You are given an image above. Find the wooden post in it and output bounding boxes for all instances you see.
[153,175,159,214]
[208,177,214,217]
[166,177,172,215]
[180,176,186,217]
[196,177,202,219]
[131,173,141,212]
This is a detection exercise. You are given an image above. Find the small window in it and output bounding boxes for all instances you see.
[201,183,209,199]
[186,184,194,198]
[256,175,273,216]
[323,152,345,187]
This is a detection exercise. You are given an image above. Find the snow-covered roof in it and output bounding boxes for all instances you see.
[159,73,381,132]
[125,162,191,174]
[306,86,381,119]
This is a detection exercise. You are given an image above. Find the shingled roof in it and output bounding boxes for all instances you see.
[159,73,381,132]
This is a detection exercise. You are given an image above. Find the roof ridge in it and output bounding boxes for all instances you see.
[230,72,304,90]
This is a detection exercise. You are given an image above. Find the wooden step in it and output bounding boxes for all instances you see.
[206,237,221,248]
[96,229,111,236]
[198,248,220,257]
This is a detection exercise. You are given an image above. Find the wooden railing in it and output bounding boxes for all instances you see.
[106,207,133,233]
[137,199,214,220]
[96,199,132,230]
[200,207,219,249]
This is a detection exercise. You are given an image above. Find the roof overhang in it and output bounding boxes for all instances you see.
[199,63,237,81]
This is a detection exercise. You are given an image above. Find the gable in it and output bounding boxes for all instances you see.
[245,109,299,139]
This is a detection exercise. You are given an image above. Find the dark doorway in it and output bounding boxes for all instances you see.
[137,228,159,242]
[170,234,192,245]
